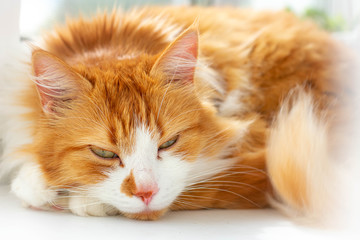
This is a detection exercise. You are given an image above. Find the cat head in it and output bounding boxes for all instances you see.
[29,27,248,219]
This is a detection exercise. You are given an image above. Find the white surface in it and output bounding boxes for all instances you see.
[0,185,355,240]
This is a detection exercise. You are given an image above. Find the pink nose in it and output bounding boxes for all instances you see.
[134,188,159,205]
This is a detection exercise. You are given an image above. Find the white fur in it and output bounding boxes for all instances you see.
[11,161,56,207]
[185,156,235,187]
[195,58,225,96]
[218,89,245,117]
[267,90,337,223]
[68,194,118,217]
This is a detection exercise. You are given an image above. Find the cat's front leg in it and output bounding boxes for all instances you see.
[11,161,57,210]
[11,161,118,216]
[68,193,118,217]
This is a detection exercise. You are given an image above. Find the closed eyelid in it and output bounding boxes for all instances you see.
[88,145,120,156]
[87,143,118,152]
[158,135,179,150]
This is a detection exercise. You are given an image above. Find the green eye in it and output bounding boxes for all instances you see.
[90,146,118,159]
[159,136,178,150]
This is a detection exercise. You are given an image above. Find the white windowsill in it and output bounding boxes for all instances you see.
[0,185,354,240]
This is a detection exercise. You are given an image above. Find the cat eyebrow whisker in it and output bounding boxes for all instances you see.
[82,95,107,119]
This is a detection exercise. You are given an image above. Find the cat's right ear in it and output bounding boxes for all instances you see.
[31,49,90,115]
[150,25,199,85]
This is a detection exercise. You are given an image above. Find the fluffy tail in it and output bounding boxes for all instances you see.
[267,89,339,223]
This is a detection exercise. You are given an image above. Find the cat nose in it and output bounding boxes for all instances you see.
[133,187,159,205]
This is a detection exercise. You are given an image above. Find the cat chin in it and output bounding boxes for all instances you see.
[122,209,168,221]
[65,193,168,219]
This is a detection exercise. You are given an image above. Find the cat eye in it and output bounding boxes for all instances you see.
[90,146,118,159]
[159,136,178,150]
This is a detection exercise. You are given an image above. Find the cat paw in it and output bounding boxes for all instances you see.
[68,194,118,217]
[11,162,57,208]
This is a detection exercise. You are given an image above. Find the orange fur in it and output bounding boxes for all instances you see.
[121,171,137,197]
[8,7,355,221]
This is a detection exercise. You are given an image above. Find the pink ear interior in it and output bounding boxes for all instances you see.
[152,28,199,84]
[32,50,80,114]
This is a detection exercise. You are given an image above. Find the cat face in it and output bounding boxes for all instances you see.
[30,28,242,219]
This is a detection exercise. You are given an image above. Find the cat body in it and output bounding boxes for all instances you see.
[0,7,354,220]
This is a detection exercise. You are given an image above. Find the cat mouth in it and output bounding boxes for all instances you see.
[123,209,167,220]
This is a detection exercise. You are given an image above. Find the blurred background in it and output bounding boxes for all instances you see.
[19,0,359,44]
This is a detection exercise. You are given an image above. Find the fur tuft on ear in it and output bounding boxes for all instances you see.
[31,49,89,114]
[151,25,199,84]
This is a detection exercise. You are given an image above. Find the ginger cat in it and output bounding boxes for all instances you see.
[0,7,355,221]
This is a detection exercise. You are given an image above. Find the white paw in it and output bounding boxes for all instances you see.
[11,162,56,208]
[68,194,118,217]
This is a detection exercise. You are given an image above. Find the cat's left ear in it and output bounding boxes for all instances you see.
[150,25,199,84]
